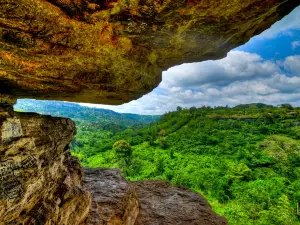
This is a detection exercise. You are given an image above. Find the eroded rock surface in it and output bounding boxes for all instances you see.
[82,168,227,225]
[0,0,299,104]
[83,168,139,225]
[134,181,227,225]
[0,98,91,225]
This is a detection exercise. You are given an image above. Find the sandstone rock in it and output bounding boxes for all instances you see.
[82,168,139,225]
[82,168,227,225]
[133,180,227,225]
[0,0,299,104]
[0,104,91,225]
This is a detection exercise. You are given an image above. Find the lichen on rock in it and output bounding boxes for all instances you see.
[82,168,228,225]
[82,168,140,225]
[0,100,91,224]
[0,0,299,104]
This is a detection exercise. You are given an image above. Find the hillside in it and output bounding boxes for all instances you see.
[14,99,161,158]
[13,100,300,224]
[71,105,300,225]
[234,103,274,109]
[15,99,160,126]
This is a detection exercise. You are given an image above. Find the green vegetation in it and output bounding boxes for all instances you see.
[113,140,132,176]
[72,103,300,225]
[17,101,300,224]
[14,100,160,126]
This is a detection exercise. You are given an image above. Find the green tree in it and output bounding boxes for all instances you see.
[280,104,293,110]
[159,129,166,137]
[190,106,197,114]
[177,106,183,111]
[159,137,167,149]
[258,195,297,225]
[113,140,132,175]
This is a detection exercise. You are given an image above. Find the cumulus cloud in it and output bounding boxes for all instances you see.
[80,51,300,115]
[160,51,279,89]
[292,41,300,50]
[282,55,300,75]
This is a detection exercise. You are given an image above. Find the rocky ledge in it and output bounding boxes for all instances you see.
[133,180,227,225]
[0,0,299,104]
[83,168,227,225]
[83,168,139,225]
[0,98,227,224]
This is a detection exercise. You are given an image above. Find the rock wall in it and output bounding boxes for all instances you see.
[0,97,227,224]
[0,0,299,104]
[0,96,91,225]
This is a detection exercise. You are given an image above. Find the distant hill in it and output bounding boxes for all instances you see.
[234,103,274,109]
[14,99,161,127]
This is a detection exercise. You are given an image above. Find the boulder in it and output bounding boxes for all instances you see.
[134,180,227,225]
[82,168,139,225]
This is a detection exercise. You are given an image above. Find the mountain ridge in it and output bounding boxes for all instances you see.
[14,99,161,126]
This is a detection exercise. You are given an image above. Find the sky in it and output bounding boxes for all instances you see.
[81,6,300,115]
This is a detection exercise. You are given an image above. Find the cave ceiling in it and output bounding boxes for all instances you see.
[0,0,299,104]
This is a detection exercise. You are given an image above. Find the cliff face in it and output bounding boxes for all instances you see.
[0,0,299,104]
[0,95,91,224]
[0,97,227,224]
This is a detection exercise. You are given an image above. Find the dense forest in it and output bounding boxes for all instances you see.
[17,101,300,225]
[15,99,160,126]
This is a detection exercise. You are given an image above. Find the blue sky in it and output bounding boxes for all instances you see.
[80,6,300,115]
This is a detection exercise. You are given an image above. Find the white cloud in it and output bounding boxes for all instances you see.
[221,81,279,96]
[160,51,279,89]
[80,51,300,115]
[282,55,300,75]
[169,87,182,93]
[292,41,300,50]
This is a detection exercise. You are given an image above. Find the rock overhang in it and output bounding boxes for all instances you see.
[0,0,299,104]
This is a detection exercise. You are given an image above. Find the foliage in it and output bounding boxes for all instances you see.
[113,140,132,175]
[14,100,160,125]
[18,101,300,224]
